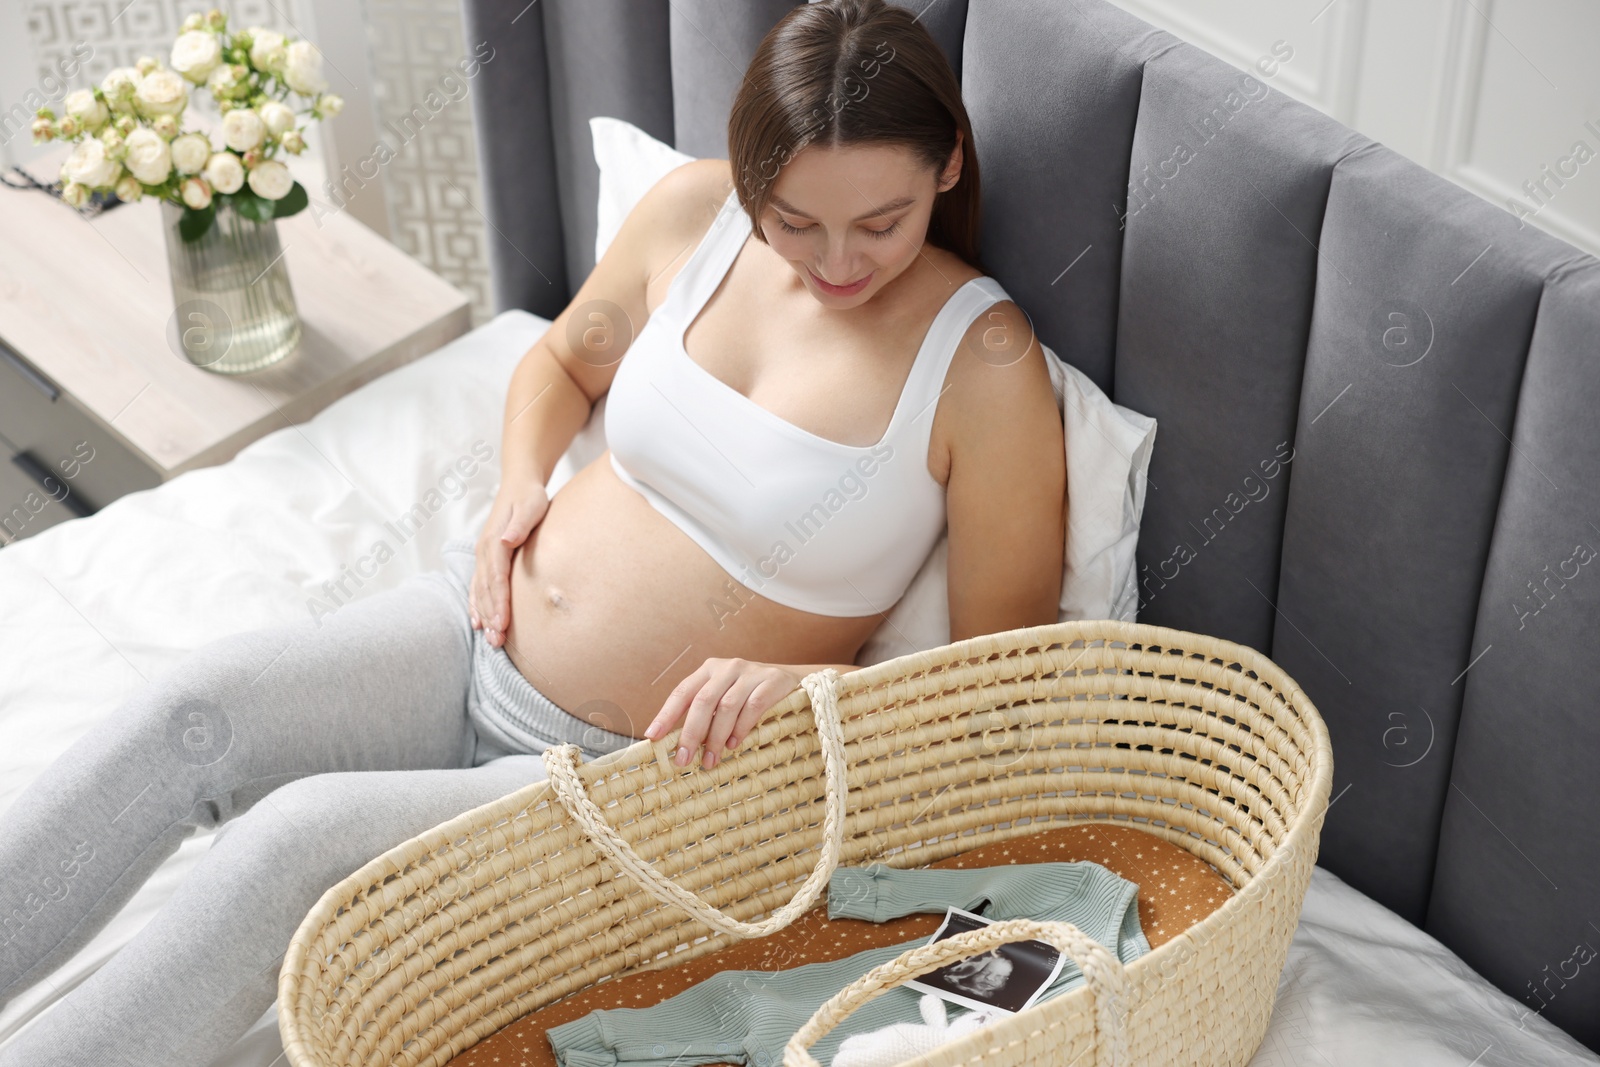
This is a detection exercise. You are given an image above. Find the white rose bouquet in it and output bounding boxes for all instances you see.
[33,7,342,242]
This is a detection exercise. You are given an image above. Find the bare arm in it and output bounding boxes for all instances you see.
[470,158,736,644]
[943,302,1066,641]
[495,339,593,496]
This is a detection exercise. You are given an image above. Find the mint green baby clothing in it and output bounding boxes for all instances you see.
[546,861,1149,1067]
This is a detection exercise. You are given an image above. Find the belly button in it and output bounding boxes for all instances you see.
[547,587,569,610]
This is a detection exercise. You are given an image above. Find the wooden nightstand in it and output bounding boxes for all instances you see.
[0,164,470,546]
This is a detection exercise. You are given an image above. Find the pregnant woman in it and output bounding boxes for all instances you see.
[0,1,1064,1063]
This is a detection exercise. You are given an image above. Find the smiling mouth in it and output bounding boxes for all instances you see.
[808,267,873,295]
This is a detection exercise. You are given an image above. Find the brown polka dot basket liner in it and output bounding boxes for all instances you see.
[278,619,1334,1067]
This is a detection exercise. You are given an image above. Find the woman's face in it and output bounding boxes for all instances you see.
[759,137,961,309]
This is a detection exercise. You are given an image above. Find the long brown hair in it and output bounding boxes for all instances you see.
[727,0,983,271]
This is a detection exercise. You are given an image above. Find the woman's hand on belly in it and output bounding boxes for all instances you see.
[471,481,551,646]
[643,657,805,770]
[503,456,872,736]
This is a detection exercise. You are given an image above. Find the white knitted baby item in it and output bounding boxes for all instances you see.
[830,994,1006,1067]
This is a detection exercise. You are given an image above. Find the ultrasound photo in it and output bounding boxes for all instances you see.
[906,908,1065,1014]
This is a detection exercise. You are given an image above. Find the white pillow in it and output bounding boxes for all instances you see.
[591,115,696,266]
[558,116,1157,667]
[855,346,1155,665]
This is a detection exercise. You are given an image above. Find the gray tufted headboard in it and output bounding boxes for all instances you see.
[460,0,1600,1047]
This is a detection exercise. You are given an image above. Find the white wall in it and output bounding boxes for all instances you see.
[1104,0,1600,257]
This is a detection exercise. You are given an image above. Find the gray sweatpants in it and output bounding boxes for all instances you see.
[0,537,635,1066]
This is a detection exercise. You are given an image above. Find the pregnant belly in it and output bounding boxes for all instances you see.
[500,450,881,738]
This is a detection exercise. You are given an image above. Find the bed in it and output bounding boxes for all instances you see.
[1,313,1594,1066]
[6,0,1600,1062]
[464,0,1600,1055]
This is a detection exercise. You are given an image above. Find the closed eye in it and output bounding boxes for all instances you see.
[776,216,901,239]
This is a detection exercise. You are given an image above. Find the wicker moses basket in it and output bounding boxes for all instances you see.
[279,619,1333,1067]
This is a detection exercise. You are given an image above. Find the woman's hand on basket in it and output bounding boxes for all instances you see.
[643,658,804,770]
[470,482,550,648]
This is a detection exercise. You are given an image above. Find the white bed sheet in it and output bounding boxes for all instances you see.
[1,311,1592,1067]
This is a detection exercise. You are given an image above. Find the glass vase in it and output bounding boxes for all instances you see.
[160,198,301,374]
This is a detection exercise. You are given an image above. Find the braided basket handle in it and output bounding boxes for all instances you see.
[542,668,849,940]
[782,918,1130,1067]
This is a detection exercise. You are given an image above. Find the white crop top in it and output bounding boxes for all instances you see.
[604,189,1012,618]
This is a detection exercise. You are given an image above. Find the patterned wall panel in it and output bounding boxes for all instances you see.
[26,0,494,327]
[364,0,493,324]
[20,2,322,213]
[27,0,296,87]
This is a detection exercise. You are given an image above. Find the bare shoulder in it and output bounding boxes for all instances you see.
[932,296,1058,473]
[940,286,1046,392]
[548,159,735,398]
[952,298,1040,378]
[629,158,736,264]
[920,243,984,294]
